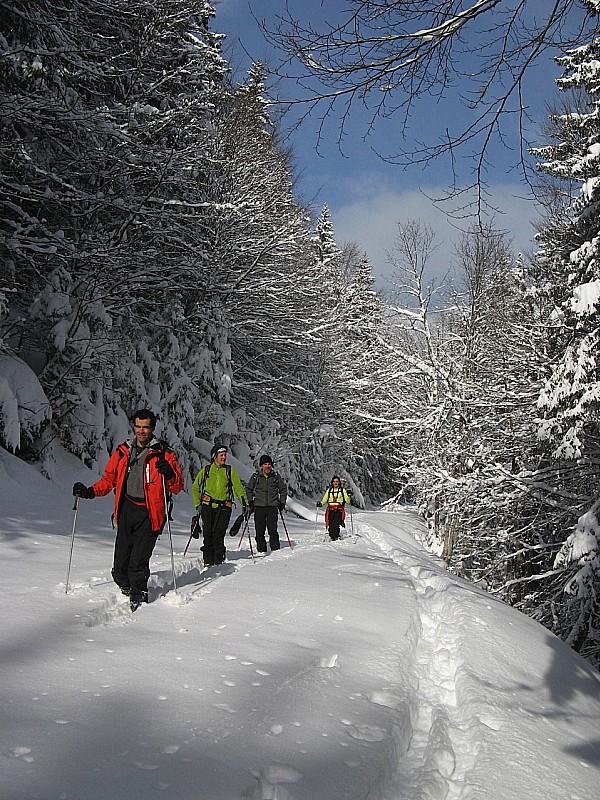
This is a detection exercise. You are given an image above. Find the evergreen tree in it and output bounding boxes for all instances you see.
[528,17,600,662]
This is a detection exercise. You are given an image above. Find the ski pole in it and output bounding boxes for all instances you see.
[278,508,293,549]
[237,516,248,550]
[247,520,255,563]
[162,478,178,593]
[65,495,79,594]
[237,516,255,562]
[349,505,354,536]
[183,532,194,558]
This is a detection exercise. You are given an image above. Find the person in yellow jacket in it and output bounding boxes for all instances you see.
[316,475,351,541]
[191,444,248,567]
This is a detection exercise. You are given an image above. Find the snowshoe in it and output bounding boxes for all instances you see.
[228,513,245,537]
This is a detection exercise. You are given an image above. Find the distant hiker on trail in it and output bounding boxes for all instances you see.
[316,475,351,541]
[72,408,184,612]
[191,444,248,568]
[245,454,287,553]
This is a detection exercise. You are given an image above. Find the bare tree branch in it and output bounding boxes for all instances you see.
[265,0,596,202]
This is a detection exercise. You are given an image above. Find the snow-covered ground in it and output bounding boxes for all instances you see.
[2,445,600,800]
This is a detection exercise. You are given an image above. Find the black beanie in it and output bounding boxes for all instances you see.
[259,454,273,466]
[211,444,227,460]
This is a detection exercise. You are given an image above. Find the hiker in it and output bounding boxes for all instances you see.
[72,408,184,611]
[191,444,248,567]
[316,475,351,541]
[245,455,287,553]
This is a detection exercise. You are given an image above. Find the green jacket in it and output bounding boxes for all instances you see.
[192,463,247,508]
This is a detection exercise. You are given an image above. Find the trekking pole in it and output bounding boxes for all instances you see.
[65,495,79,594]
[183,532,193,558]
[237,516,248,550]
[162,478,178,593]
[237,516,255,562]
[349,505,355,536]
[278,508,293,550]
[247,520,255,563]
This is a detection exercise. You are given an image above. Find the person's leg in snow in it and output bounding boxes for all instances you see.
[328,508,342,540]
[114,498,156,610]
[213,506,231,564]
[265,506,280,550]
[254,507,268,552]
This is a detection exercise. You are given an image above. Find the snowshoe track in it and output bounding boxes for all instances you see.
[361,521,487,800]
[68,551,266,627]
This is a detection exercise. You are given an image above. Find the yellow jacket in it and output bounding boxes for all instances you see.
[321,486,350,507]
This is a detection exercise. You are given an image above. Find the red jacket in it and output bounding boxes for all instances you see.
[92,438,184,532]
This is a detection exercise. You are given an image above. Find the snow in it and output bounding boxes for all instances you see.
[2,445,600,800]
[570,279,600,315]
[0,354,51,451]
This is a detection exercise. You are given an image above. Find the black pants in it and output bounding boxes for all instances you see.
[254,506,279,551]
[327,508,344,541]
[112,499,157,600]
[200,504,232,566]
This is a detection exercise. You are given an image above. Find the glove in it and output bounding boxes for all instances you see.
[278,502,285,512]
[243,504,251,521]
[191,515,200,539]
[156,456,175,479]
[249,502,255,514]
[73,482,94,499]
[316,501,322,508]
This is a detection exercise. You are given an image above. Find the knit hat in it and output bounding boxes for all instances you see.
[259,454,273,466]
[210,444,227,460]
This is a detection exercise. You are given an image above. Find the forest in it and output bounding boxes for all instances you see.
[1,1,599,667]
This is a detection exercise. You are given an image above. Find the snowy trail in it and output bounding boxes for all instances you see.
[43,515,422,800]
[363,514,482,799]
[2,461,600,800]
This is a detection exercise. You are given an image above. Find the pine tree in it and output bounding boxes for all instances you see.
[528,17,600,663]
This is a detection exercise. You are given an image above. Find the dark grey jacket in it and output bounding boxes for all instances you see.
[246,471,287,508]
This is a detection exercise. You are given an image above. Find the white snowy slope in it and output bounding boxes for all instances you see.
[1,446,600,800]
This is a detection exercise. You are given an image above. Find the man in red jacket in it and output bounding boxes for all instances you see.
[73,408,184,611]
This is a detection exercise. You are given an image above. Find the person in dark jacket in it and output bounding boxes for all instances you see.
[246,455,287,552]
[72,408,184,611]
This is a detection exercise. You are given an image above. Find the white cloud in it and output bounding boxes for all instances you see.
[329,181,540,289]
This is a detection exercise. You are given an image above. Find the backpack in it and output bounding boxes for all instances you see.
[200,463,233,503]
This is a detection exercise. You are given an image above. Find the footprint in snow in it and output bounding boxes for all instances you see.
[346,723,387,742]
[249,764,303,800]
[8,746,33,761]
[320,654,339,668]
[368,689,405,710]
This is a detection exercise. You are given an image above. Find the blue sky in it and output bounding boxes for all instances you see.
[213,0,565,288]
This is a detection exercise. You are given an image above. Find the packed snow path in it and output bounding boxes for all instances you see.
[2,464,600,800]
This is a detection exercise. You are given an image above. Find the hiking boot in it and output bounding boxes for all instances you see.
[119,585,131,597]
[130,592,148,612]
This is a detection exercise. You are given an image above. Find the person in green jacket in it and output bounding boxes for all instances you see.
[192,444,248,567]
[316,475,351,541]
